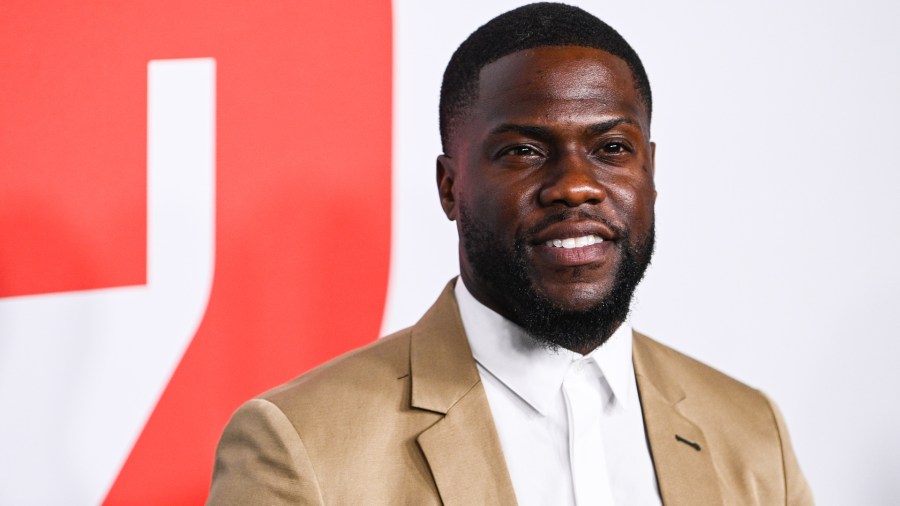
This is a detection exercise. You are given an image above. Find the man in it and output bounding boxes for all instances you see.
[208,3,813,504]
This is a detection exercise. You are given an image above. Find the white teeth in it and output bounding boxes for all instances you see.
[545,235,604,248]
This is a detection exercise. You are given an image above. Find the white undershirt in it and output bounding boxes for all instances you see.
[455,280,662,506]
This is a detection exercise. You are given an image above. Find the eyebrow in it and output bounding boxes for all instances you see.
[489,118,640,139]
[489,124,553,138]
[588,118,640,134]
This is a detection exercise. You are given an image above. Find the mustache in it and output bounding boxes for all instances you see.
[523,208,627,240]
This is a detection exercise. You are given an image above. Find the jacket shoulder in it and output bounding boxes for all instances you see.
[260,326,414,416]
[634,331,814,504]
[633,331,762,402]
[210,327,445,504]
[633,331,779,446]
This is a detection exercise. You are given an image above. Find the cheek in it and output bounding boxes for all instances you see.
[470,174,536,225]
[607,177,655,226]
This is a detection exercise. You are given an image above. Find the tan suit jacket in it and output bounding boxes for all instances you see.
[208,282,813,505]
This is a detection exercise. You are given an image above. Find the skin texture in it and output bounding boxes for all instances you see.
[437,46,657,354]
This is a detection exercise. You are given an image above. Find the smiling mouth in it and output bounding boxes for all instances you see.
[544,234,604,249]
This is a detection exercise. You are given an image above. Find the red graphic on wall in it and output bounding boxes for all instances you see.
[1,1,392,504]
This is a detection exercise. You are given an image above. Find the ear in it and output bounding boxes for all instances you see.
[650,141,658,202]
[436,154,458,221]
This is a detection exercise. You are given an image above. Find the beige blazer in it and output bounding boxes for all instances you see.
[208,282,813,505]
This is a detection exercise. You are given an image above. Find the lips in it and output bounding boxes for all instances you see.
[544,234,604,248]
[531,221,617,267]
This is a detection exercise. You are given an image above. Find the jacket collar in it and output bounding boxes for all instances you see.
[409,280,481,414]
[633,332,725,504]
[410,281,518,505]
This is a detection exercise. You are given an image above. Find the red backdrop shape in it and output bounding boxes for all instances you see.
[0,2,148,296]
[2,0,392,503]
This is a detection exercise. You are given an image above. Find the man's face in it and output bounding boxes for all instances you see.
[438,46,656,352]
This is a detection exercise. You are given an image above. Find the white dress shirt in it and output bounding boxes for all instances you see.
[455,280,662,506]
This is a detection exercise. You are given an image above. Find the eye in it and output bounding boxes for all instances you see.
[494,144,547,166]
[600,142,629,155]
[500,145,543,157]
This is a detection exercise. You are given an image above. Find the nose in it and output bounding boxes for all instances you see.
[537,153,606,207]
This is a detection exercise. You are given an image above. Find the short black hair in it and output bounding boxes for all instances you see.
[439,2,652,152]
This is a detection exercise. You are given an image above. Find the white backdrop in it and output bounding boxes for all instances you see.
[385,1,900,504]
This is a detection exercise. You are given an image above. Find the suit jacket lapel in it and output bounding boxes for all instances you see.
[407,285,724,505]
[633,332,724,505]
[410,282,518,506]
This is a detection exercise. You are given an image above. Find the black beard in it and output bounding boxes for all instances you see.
[459,203,655,352]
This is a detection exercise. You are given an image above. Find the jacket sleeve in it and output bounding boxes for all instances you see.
[764,393,815,505]
[207,398,325,505]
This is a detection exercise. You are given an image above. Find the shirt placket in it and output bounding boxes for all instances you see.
[562,358,616,505]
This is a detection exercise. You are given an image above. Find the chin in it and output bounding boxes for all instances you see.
[532,276,616,311]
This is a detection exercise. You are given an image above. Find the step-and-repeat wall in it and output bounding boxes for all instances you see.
[2,1,898,504]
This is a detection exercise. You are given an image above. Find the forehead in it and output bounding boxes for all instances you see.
[470,46,648,131]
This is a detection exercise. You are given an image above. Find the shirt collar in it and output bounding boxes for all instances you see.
[454,278,635,416]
